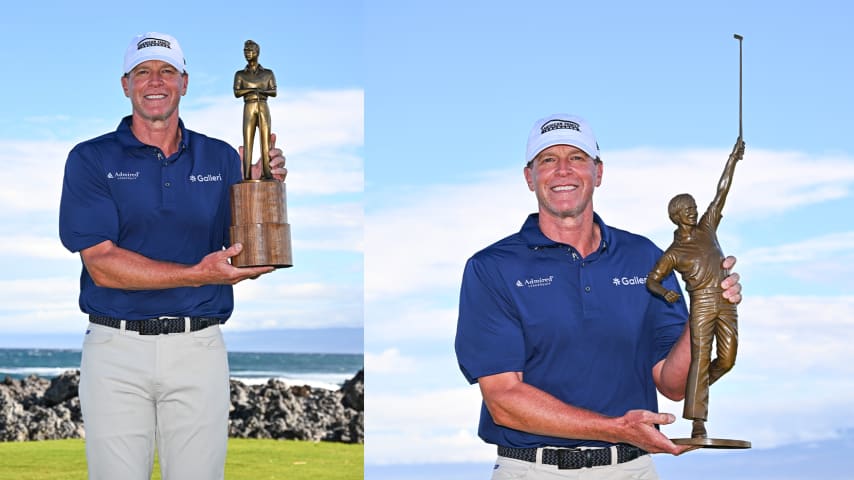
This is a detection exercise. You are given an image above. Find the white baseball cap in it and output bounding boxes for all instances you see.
[526,113,600,164]
[123,32,186,74]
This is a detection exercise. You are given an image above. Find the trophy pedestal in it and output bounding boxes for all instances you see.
[672,437,751,449]
[230,180,292,268]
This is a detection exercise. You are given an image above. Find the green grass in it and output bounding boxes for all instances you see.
[0,438,363,479]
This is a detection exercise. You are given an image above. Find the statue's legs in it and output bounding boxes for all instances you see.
[257,103,272,179]
[242,103,261,180]
[710,303,738,385]
[683,295,718,423]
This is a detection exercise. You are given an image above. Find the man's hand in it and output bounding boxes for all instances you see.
[192,243,274,285]
[614,410,697,456]
[721,255,742,304]
[238,133,287,182]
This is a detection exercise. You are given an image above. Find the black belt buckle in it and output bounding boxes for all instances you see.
[556,447,606,470]
[140,316,183,335]
[556,448,580,470]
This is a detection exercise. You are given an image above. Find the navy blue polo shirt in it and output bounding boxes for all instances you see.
[455,213,688,449]
[59,116,242,320]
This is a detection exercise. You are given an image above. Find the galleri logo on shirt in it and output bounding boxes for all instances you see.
[611,275,648,287]
[189,173,223,183]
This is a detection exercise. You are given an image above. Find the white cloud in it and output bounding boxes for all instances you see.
[0,235,77,260]
[0,140,71,215]
[366,386,493,464]
[229,278,363,330]
[737,295,854,375]
[598,147,854,234]
[366,303,458,343]
[366,173,535,301]
[365,348,417,374]
[0,277,85,333]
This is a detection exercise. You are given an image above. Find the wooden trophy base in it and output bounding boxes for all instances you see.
[672,437,751,449]
[230,180,292,268]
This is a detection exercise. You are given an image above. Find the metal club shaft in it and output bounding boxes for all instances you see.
[734,34,743,139]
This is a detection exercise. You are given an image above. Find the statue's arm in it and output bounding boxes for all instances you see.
[647,254,681,304]
[233,72,249,98]
[708,137,745,223]
[263,71,278,97]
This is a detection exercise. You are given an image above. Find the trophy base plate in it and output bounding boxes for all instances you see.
[672,437,751,449]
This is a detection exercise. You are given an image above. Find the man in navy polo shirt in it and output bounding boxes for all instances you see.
[59,32,286,480]
[455,114,743,479]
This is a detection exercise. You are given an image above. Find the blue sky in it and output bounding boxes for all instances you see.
[0,1,364,352]
[364,1,854,477]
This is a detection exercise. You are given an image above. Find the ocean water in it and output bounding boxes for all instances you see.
[0,348,362,391]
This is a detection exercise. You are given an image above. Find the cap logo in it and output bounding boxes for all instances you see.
[137,37,172,50]
[541,119,581,135]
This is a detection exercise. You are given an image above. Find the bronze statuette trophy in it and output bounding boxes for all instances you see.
[646,34,750,449]
[230,40,293,268]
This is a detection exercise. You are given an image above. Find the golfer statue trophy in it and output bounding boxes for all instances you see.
[230,39,293,268]
[646,34,750,449]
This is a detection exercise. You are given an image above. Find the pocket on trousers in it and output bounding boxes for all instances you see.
[82,324,115,345]
[190,325,226,350]
[492,457,533,480]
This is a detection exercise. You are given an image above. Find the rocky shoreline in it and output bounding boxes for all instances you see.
[0,369,363,444]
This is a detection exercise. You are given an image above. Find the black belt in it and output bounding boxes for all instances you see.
[88,315,223,335]
[498,444,648,470]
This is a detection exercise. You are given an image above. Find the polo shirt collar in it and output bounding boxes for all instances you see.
[115,115,189,154]
[520,213,612,253]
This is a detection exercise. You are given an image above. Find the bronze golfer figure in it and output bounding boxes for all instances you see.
[647,137,750,448]
[234,39,277,180]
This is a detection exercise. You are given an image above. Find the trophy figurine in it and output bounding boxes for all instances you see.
[229,40,293,268]
[646,35,749,449]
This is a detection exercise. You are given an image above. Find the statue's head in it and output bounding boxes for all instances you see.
[244,40,260,60]
[668,193,698,226]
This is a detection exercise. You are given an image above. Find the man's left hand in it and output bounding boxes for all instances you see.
[721,255,742,304]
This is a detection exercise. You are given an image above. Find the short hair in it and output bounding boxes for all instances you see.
[668,193,695,223]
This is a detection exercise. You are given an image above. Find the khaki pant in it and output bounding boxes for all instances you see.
[491,453,658,480]
[79,322,230,480]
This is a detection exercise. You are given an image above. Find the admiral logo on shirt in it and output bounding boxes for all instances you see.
[106,171,140,180]
[516,275,555,288]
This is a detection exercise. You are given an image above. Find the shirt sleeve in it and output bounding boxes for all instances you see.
[58,145,119,253]
[455,254,526,384]
[219,146,242,249]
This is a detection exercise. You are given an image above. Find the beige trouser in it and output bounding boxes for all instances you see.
[492,453,658,480]
[79,322,230,480]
